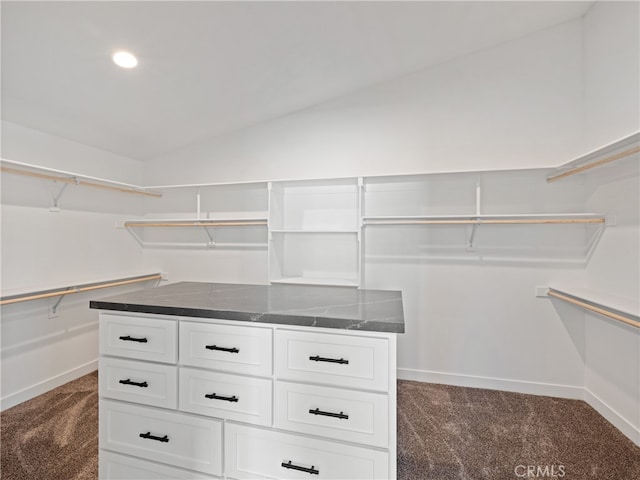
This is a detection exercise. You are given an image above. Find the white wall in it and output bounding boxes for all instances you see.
[0,124,150,409]
[583,1,640,151]
[144,19,584,185]
[2,121,145,184]
[579,0,640,445]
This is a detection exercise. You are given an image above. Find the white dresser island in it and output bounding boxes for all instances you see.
[91,282,404,480]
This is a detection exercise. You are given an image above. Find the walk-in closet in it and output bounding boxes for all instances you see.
[1,2,638,479]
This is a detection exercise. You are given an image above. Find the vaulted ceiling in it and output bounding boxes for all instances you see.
[1,1,594,161]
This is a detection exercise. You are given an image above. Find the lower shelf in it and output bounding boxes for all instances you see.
[547,286,639,328]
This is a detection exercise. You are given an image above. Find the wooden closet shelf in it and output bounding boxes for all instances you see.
[363,214,606,226]
[0,273,162,306]
[546,132,640,183]
[0,161,161,198]
[547,287,639,329]
[124,219,268,227]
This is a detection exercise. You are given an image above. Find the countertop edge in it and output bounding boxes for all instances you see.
[90,300,405,334]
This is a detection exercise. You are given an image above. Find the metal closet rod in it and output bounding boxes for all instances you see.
[547,290,639,329]
[0,164,162,198]
[547,145,640,183]
[0,273,162,306]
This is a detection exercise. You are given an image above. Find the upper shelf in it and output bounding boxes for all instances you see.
[124,218,268,227]
[546,132,640,183]
[0,273,162,310]
[363,213,607,225]
[0,158,161,198]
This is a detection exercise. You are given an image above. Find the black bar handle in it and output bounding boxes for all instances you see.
[204,392,239,402]
[281,460,319,475]
[119,378,148,388]
[139,432,169,443]
[309,407,349,420]
[119,335,148,343]
[309,355,349,365]
[205,344,239,353]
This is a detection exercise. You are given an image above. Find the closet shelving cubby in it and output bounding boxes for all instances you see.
[123,182,269,249]
[268,178,361,287]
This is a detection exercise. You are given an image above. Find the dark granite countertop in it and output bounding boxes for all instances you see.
[90,282,404,333]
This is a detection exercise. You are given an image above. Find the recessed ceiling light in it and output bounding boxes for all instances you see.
[112,51,138,69]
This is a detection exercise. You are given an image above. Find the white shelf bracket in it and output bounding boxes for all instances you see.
[125,225,146,248]
[203,225,216,248]
[196,189,201,221]
[50,181,72,211]
[475,176,482,216]
[467,221,479,250]
[51,287,77,314]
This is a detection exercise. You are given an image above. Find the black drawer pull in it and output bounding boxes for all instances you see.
[205,345,239,353]
[204,393,239,402]
[309,355,349,365]
[119,378,148,388]
[281,460,319,475]
[139,432,169,443]
[119,335,148,343]
[309,407,349,420]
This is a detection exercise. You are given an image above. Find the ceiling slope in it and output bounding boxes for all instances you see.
[1,1,593,160]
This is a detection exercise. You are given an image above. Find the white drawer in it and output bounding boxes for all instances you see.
[99,400,222,476]
[225,423,389,479]
[274,330,389,392]
[100,314,177,364]
[275,381,388,448]
[179,367,272,426]
[100,451,219,479]
[99,357,177,409]
[179,322,272,376]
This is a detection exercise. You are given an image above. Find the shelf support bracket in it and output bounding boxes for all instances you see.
[467,221,479,250]
[203,225,215,248]
[50,180,73,211]
[124,225,146,248]
[51,287,76,314]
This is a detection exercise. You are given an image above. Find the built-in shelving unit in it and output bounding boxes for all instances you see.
[362,171,607,252]
[268,178,362,287]
[122,181,270,249]
[5,144,628,283]
[123,218,269,249]
[546,286,639,329]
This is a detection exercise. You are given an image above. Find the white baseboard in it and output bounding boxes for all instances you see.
[398,367,584,400]
[584,388,640,447]
[0,359,98,411]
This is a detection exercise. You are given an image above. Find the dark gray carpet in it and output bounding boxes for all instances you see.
[1,373,638,479]
[397,380,640,479]
[1,372,98,480]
